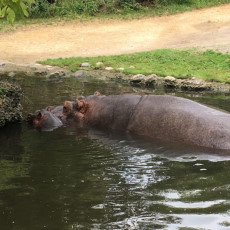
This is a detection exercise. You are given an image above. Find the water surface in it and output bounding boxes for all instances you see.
[0,76,230,230]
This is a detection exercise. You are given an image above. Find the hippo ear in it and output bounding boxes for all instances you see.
[77,96,85,100]
[94,91,100,96]
[25,113,34,122]
[76,99,88,114]
[46,106,52,112]
[76,99,84,109]
[36,111,42,120]
[63,101,73,114]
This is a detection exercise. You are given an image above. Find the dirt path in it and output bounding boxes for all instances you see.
[0,4,230,64]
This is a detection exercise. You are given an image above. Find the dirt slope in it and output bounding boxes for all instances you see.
[0,4,230,64]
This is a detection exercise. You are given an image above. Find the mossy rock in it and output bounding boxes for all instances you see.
[0,81,23,128]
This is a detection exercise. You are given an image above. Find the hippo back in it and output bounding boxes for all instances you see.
[127,95,230,149]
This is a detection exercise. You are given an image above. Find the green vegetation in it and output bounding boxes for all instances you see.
[0,86,6,99]
[0,0,34,23]
[40,49,230,83]
[28,0,230,19]
[0,0,229,24]
[0,0,229,29]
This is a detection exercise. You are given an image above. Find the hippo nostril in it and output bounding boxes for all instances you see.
[25,113,33,122]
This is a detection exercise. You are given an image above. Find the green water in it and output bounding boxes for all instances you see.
[0,76,230,230]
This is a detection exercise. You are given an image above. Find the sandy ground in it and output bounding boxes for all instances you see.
[0,4,230,64]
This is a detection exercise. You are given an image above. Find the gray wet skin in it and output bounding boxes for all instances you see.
[40,110,63,131]
[27,109,63,131]
[72,94,230,150]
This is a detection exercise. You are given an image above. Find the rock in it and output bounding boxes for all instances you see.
[191,78,205,85]
[0,62,6,67]
[144,75,156,86]
[46,65,55,69]
[34,70,48,76]
[8,72,16,78]
[181,79,209,91]
[105,67,113,71]
[129,66,135,69]
[164,76,177,89]
[148,74,158,78]
[130,74,146,84]
[0,81,23,128]
[117,67,124,71]
[96,62,103,66]
[81,62,90,68]
[165,76,176,81]
[72,70,86,78]
[46,71,65,79]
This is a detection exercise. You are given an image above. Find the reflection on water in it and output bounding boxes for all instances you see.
[0,75,230,229]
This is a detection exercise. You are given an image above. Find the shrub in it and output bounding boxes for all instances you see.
[28,0,230,18]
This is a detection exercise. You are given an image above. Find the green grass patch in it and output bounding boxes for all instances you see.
[40,49,230,83]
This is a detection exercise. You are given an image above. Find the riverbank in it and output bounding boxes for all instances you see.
[41,49,230,83]
[1,61,230,94]
[0,81,23,128]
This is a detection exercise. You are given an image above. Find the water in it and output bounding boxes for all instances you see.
[0,75,230,230]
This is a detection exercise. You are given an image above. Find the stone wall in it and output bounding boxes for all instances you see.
[0,81,23,128]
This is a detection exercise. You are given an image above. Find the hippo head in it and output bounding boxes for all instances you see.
[26,109,63,131]
[63,92,100,117]
[63,101,76,117]
[62,99,84,125]
[63,95,86,116]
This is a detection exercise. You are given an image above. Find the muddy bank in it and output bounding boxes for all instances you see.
[1,61,230,93]
[0,81,23,128]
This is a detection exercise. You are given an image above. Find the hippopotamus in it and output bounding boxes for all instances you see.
[63,94,230,150]
[45,105,64,117]
[26,101,79,130]
[26,109,63,131]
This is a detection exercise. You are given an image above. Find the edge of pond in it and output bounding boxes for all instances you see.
[1,60,230,94]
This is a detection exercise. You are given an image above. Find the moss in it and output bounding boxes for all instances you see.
[0,81,23,128]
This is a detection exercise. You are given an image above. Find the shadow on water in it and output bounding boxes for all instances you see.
[0,75,230,229]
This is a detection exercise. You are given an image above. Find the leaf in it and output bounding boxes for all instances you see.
[20,1,28,17]
[25,0,35,4]
[6,7,15,24]
[1,0,34,23]
[0,5,7,17]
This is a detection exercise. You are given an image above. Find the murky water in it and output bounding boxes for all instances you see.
[0,76,230,230]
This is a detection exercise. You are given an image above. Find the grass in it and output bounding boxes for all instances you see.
[40,49,230,83]
[0,0,230,31]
